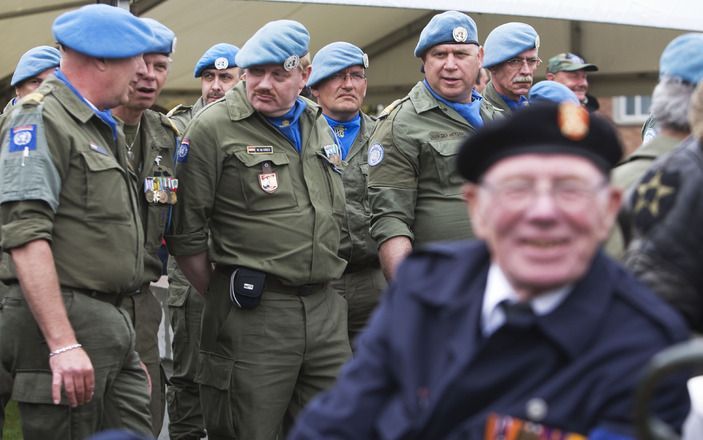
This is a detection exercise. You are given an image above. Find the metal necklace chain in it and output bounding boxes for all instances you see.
[126,120,141,162]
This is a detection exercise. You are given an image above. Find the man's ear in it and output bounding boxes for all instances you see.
[463,182,485,238]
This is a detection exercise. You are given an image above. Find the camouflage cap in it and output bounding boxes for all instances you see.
[547,52,598,73]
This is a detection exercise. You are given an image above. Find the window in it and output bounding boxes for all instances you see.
[613,95,652,124]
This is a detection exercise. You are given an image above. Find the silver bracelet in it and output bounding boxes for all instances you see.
[49,343,83,358]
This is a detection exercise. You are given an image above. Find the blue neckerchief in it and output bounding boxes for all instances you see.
[323,113,361,160]
[266,98,307,152]
[54,70,118,141]
[499,92,528,111]
[423,79,484,128]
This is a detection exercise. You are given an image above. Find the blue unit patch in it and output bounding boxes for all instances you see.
[9,125,37,153]
[177,138,190,163]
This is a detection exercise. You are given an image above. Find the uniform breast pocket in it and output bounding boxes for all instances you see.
[359,163,370,213]
[428,139,464,195]
[317,152,346,214]
[80,151,132,223]
[231,151,299,212]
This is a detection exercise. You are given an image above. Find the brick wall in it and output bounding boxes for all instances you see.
[597,96,643,158]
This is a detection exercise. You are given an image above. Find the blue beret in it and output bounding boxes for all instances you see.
[141,18,176,55]
[528,81,580,105]
[458,103,622,182]
[659,33,703,85]
[235,20,309,70]
[483,22,540,68]
[194,43,240,78]
[308,42,369,87]
[414,11,478,58]
[52,4,155,59]
[11,46,61,87]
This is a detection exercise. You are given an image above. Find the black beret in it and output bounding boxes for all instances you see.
[457,102,624,182]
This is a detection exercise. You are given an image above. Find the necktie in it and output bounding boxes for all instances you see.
[499,300,536,328]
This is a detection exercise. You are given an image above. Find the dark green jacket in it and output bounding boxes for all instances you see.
[124,109,180,284]
[167,82,347,285]
[482,81,512,115]
[167,97,206,135]
[367,81,500,246]
[0,76,144,293]
[338,112,378,267]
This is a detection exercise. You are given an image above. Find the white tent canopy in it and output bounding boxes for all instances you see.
[0,0,696,108]
[271,0,703,32]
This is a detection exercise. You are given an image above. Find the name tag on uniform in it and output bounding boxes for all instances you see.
[9,125,37,153]
[247,145,274,154]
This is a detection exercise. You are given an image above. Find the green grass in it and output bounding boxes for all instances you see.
[2,400,22,440]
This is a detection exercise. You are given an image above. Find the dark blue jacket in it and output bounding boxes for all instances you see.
[290,241,690,439]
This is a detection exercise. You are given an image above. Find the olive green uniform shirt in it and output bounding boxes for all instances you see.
[167,82,347,285]
[0,76,144,293]
[612,134,681,192]
[482,81,513,115]
[167,97,206,136]
[338,112,378,267]
[122,110,180,284]
[606,134,683,259]
[367,81,500,246]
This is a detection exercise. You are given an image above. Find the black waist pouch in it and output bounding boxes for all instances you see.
[229,267,266,310]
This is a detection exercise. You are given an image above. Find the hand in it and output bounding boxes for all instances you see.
[49,347,94,407]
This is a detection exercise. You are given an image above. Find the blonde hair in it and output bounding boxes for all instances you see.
[689,81,703,140]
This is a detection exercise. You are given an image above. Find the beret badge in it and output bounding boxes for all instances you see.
[452,26,468,43]
[557,103,589,141]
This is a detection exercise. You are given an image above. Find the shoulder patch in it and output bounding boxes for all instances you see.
[176,137,190,163]
[378,98,404,119]
[8,125,37,152]
[19,91,46,106]
[631,168,679,234]
[161,114,182,137]
[368,143,384,167]
[166,104,191,118]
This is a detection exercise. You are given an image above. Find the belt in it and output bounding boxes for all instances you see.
[3,280,140,307]
[214,264,326,297]
[344,260,381,274]
[67,287,142,307]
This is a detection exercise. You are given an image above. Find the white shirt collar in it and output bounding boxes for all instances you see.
[481,263,572,337]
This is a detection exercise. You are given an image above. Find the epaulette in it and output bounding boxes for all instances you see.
[160,113,182,137]
[166,103,192,118]
[377,98,405,119]
[19,91,46,106]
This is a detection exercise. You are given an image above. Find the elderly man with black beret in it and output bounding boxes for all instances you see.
[0,4,155,438]
[290,103,690,440]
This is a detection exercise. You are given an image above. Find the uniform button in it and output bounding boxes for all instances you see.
[526,397,548,421]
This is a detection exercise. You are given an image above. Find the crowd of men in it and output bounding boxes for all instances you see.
[0,4,702,440]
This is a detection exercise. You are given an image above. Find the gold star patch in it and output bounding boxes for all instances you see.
[633,170,675,218]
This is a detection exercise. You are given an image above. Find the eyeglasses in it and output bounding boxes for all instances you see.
[480,178,607,213]
[504,57,542,68]
[329,71,367,83]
